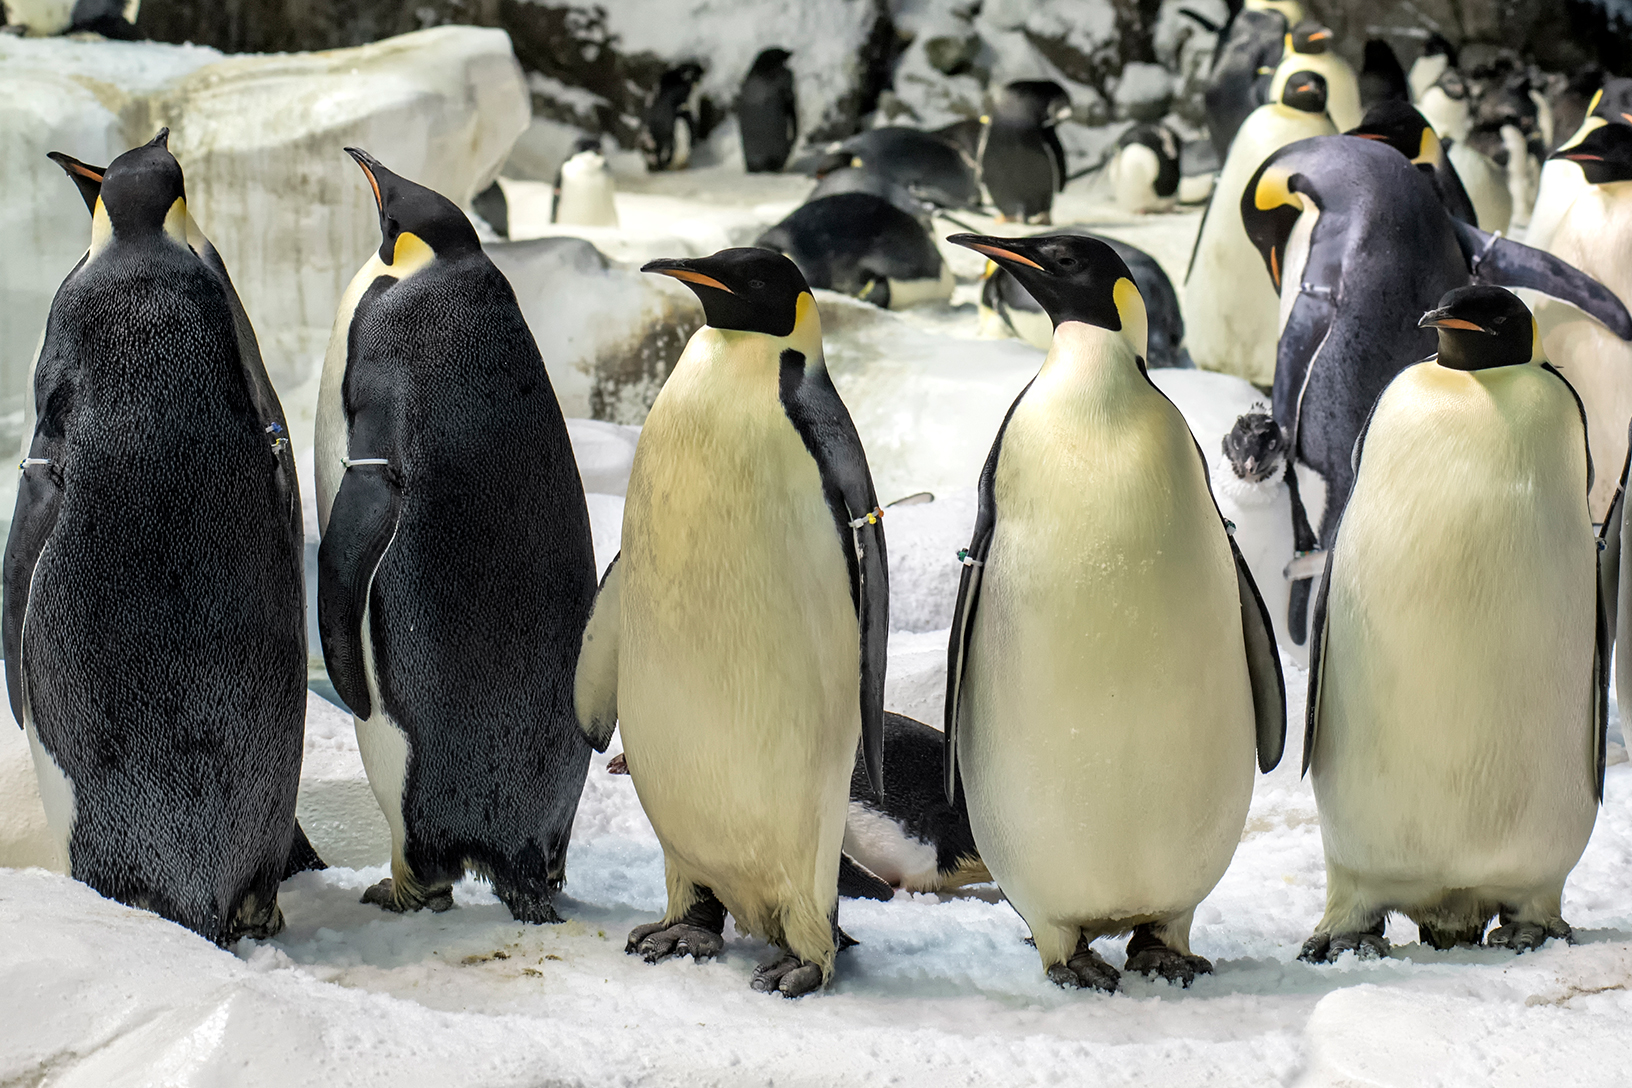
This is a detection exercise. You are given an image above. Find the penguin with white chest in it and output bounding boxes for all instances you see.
[552,136,619,228]
[1300,286,1605,960]
[944,232,1286,991]
[316,149,596,923]
[574,248,888,998]
[4,132,306,944]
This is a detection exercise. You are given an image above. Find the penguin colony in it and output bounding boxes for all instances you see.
[12,18,1632,1003]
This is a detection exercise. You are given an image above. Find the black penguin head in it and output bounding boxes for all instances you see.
[1419,286,1541,371]
[1363,40,1405,79]
[662,62,704,91]
[570,135,604,157]
[750,48,792,76]
[345,147,480,267]
[643,247,811,337]
[98,129,187,240]
[1554,122,1632,185]
[1280,71,1329,115]
[992,80,1073,127]
[1348,100,1443,166]
[1421,32,1458,67]
[1222,411,1288,482]
[1589,76,1632,126]
[1241,157,1308,291]
[948,233,1147,354]
[1290,21,1333,55]
[47,151,106,215]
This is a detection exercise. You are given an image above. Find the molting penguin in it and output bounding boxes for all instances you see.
[1108,122,1181,214]
[981,227,1188,368]
[1214,410,1296,651]
[816,126,982,210]
[739,48,798,173]
[5,131,306,944]
[1300,286,1602,961]
[979,80,1072,223]
[316,149,596,923]
[552,136,619,227]
[756,192,952,309]
[1271,22,1361,131]
[574,247,888,998]
[642,62,707,171]
[1528,78,1632,252]
[1184,69,1334,386]
[944,231,1286,991]
[1202,0,1303,160]
[1358,39,1409,112]
[1347,99,1478,224]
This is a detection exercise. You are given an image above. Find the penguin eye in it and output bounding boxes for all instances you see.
[749,279,765,290]
[1058,257,1077,268]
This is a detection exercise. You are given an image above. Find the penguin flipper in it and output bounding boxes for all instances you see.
[837,853,895,901]
[1451,219,1632,339]
[282,820,327,878]
[1301,546,1337,777]
[1231,536,1288,771]
[574,553,622,752]
[316,461,401,720]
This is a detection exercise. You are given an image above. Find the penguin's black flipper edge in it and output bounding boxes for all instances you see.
[574,553,622,752]
[1452,220,1632,340]
[282,820,327,878]
[838,853,895,901]
[1613,422,1632,749]
[1301,546,1336,777]
[316,466,400,721]
[1231,536,1288,772]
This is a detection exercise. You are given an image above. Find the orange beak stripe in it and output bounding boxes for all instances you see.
[654,268,736,294]
[1353,133,1388,140]
[1431,317,1484,331]
[355,159,383,210]
[1623,113,1632,125]
[65,161,104,181]
[967,243,1043,270]
[1567,154,1604,162]
[1269,247,1281,290]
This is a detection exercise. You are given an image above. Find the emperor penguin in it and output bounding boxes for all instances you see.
[1530,123,1632,521]
[755,192,953,309]
[979,80,1072,223]
[1185,70,1334,386]
[552,136,619,228]
[1346,100,1478,225]
[316,149,596,923]
[1527,79,1632,253]
[944,232,1286,991]
[1358,39,1409,113]
[1108,122,1181,214]
[1270,22,1361,132]
[4,131,306,945]
[573,247,888,998]
[1202,0,1304,160]
[815,126,982,211]
[1300,286,1603,961]
[739,48,798,173]
[642,62,706,171]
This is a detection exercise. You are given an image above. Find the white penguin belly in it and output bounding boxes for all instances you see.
[1312,364,1597,904]
[1111,144,1167,214]
[1447,141,1512,234]
[960,326,1257,934]
[354,600,412,874]
[842,803,941,891]
[617,330,857,933]
[556,154,620,227]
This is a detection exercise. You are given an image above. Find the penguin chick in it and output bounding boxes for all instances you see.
[552,136,618,227]
[1109,123,1181,214]
[1221,410,1287,482]
[1301,286,1602,961]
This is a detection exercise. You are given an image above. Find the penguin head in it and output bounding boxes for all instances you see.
[1241,158,1307,292]
[947,233,1147,356]
[1222,411,1288,483]
[1279,70,1329,115]
[47,152,105,215]
[1421,32,1458,67]
[749,48,792,76]
[1348,100,1444,167]
[1553,122,1632,185]
[993,81,1073,128]
[1589,77,1632,127]
[1290,21,1333,55]
[1419,286,1541,371]
[643,247,812,338]
[345,147,480,267]
[97,129,188,243]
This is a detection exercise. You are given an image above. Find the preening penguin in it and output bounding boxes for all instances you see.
[552,136,619,227]
[1300,287,1603,960]
[5,131,306,944]
[316,149,596,923]
[739,48,798,173]
[574,247,888,998]
[979,80,1071,223]
[755,192,953,310]
[944,232,1286,991]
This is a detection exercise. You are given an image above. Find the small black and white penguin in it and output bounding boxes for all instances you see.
[816,126,982,210]
[1300,286,1603,961]
[1347,99,1479,224]
[1202,0,1301,160]
[755,192,952,309]
[642,62,707,171]
[979,80,1072,223]
[1271,22,1361,131]
[1358,39,1409,113]
[5,131,306,945]
[944,231,1286,992]
[980,227,1189,369]
[1108,122,1181,214]
[316,149,596,923]
[739,48,797,173]
[574,247,888,998]
[1213,411,1296,651]
[552,136,618,227]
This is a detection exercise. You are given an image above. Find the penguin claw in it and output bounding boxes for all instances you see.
[1298,927,1389,963]
[1486,920,1573,953]
[627,922,724,964]
[1047,947,1121,993]
[1125,946,1214,987]
[360,878,453,914]
[750,953,824,997]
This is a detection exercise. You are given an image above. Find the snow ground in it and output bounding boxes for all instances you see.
[7,168,1632,1087]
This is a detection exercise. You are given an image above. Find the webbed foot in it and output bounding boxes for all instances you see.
[361,878,453,914]
[626,923,725,963]
[751,952,824,997]
[1046,939,1120,993]
[1124,925,1212,987]
[1299,920,1388,963]
[1486,918,1573,953]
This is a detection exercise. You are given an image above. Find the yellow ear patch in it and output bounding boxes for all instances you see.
[1113,276,1148,360]
[163,197,189,247]
[1253,166,1298,211]
[1530,316,1545,364]
[790,290,824,357]
[88,196,112,260]
[1416,127,1442,166]
[390,231,435,273]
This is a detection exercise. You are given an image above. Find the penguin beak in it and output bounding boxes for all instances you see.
[344,146,386,213]
[1352,133,1389,141]
[947,234,1046,272]
[1419,308,1490,333]
[1308,30,1331,41]
[642,257,737,294]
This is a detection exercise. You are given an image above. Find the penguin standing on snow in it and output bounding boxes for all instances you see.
[642,62,707,171]
[980,80,1071,223]
[316,149,596,923]
[1108,123,1181,214]
[5,131,306,945]
[739,48,798,173]
[575,247,887,998]
[1301,286,1604,960]
[944,232,1285,991]
[552,136,619,227]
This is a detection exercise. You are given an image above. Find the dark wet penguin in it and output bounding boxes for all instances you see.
[806,166,929,222]
[815,126,982,210]
[5,131,307,945]
[315,149,596,924]
[643,62,708,171]
[980,80,1072,223]
[756,192,950,309]
[739,48,798,173]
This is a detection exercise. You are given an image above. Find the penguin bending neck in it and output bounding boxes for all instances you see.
[1419,285,1542,371]
[98,129,188,243]
[345,146,480,265]
[643,247,815,340]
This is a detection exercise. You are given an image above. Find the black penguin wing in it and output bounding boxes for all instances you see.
[944,379,1033,802]
[838,853,895,900]
[574,552,622,752]
[1301,544,1337,776]
[1184,186,1216,284]
[1452,220,1632,339]
[1231,535,1288,771]
[778,352,888,795]
[1044,128,1067,192]
[1431,160,1479,226]
[1602,421,1631,675]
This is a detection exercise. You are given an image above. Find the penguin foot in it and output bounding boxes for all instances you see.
[1486,919,1573,954]
[496,887,563,925]
[626,923,725,964]
[750,953,824,998]
[1124,946,1212,987]
[1046,944,1121,993]
[361,878,453,914]
[1298,923,1389,964]
[1418,922,1487,951]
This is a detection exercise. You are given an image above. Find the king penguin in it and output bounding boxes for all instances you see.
[4,131,306,945]
[943,232,1286,991]
[1300,286,1603,960]
[573,247,888,998]
[316,149,596,923]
